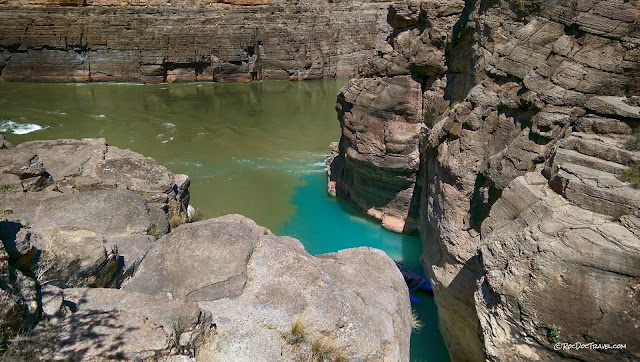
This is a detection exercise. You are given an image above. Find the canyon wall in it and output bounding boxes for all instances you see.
[0,0,392,83]
[329,0,640,360]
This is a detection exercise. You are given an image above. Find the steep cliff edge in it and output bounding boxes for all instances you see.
[329,0,640,360]
[0,0,392,82]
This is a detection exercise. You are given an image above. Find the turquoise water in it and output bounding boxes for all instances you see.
[280,173,449,361]
[0,80,448,361]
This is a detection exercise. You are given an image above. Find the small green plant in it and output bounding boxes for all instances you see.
[547,325,560,343]
[411,310,423,332]
[618,165,640,189]
[70,166,83,177]
[147,224,158,237]
[19,220,28,227]
[311,335,348,362]
[0,184,12,193]
[0,209,13,216]
[624,131,640,151]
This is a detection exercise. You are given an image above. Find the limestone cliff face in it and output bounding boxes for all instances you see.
[0,0,392,82]
[329,0,640,360]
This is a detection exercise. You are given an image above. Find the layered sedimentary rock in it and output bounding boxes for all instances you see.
[328,75,425,233]
[0,0,393,83]
[0,138,411,360]
[328,0,466,233]
[329,0,640,360]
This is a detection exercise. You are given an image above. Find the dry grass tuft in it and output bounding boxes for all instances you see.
[168,200,186,229]
[287,314,307,344]
[1,322,56,361]
[310,335,348,362]
[169,214,184,229]
[411,310,423,332]
[169,314,216,358]
[147,223,157,237]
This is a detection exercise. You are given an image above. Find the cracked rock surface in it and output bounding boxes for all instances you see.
[327,0,640,360]
[0,138,411,360]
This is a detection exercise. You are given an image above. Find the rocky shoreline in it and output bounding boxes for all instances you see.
[0,136,411,360]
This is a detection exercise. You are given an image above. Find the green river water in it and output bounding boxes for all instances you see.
[0,79,449,361]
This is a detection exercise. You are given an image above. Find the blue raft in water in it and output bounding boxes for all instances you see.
[395,262,432,303]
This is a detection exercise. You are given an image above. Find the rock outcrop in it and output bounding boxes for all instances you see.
[0,138,412,360]
[329,75,426,233]
[0,0,394,83]
[0,138,189,289]
[328,0,640,360]
[124,215,411,361]
[328,0,466,233]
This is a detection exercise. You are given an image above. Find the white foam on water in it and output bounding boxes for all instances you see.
[67,82,145,87]
[312,161,327,168]
[232,155,329,175]
[91,114,106,119]
[45,110,67,115]
[161,136,174,144]
[0,120,48,135]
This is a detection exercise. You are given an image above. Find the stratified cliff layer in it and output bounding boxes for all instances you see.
[0,0,392,82]
[0,136,411,361]
[328,0,640,360]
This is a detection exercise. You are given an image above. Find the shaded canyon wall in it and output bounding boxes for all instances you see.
[328,0,640,360]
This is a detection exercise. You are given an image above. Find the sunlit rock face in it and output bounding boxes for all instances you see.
[0,0,396,83]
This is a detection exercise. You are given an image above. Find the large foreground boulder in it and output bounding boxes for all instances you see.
[1,137,412,360]
[123,215,412,361]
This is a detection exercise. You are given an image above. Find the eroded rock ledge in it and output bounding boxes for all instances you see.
[0,136,411,361]
[328,0,640,360]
